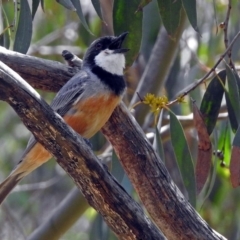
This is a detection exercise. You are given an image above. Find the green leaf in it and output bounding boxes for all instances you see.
[113,0,143,66]
[233,125,240,147]
[226,64,240,132]
[111,150,125,183]
[136,0,152,12]
[70,0,92,34]
[181,0,198,32]
[40,0,45,11]
[32,0,41,19]
[232,67,240,97]
[226,64,240,120]
[141,0,161,60]
[57,0,76,11]
[0,7,11,49]
[13,0,33,54]
[157,0,182,38]
[200,70,226,135]
[91,0,102,20]
[225,92,238,133]
[169,109,196,207]
[217,121,231,165]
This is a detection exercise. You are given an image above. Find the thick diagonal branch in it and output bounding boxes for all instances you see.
[0,61,164,240]
[0,46,77,91]
[0,48,227,239]
[102,104,225,240]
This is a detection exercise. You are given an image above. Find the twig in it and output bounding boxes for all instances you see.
[136,92,143,102]
[223,0,233,68]
[2,203,26,239]
[168,30,240,106]
[0,60,164,240]
[0,51,227,240]
[0,25,14,37]
[13,176,61,192]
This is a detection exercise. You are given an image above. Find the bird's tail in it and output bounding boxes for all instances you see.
[0,173,23,204]
[0,158,46,204]
[0,142,52,204]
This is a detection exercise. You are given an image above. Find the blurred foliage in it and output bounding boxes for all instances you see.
[1,0,240,239]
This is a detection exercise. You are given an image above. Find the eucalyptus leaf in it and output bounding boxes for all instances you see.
[32,0,40,19]
[0,7,11,48]
[56,0,76,11]
[71,0,92,34]
[169,109,196,207]
[113,0,143,66]
[157,0,182,38]
[200,70,226,135]
[13,0,32,54]
[181,0,198,32]
[226,64,240,132]
[91,0,102,20]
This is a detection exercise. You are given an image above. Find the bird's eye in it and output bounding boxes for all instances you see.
[95,43,102,50]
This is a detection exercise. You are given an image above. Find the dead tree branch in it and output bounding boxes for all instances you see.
[0,47,227,239]
[0,60,164,240]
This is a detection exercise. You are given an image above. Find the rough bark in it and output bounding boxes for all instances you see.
[0,46,77,91]
[0,47,227,239]
[102,104,225,240]
[0,61,164,240]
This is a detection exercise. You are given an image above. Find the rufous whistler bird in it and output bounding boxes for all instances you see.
[0,32,129,204]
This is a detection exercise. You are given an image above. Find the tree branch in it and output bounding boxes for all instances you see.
[0,47,227,239]
[0,46,78,92]
[102,104,226,240]
[0,61,164,240]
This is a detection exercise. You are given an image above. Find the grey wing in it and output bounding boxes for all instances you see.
[51,70,90,116]
[24,70,90,155]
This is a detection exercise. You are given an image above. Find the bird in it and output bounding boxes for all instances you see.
[0,32,129,204]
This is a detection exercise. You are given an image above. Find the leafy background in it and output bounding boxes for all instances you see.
[1,0,240,239]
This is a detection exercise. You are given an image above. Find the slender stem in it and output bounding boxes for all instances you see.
[223,0,233,67]
[168,30,240,106]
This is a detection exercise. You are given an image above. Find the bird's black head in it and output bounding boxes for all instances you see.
[83,32,129,76]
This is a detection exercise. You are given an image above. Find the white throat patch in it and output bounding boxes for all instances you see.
[94,49,125,76]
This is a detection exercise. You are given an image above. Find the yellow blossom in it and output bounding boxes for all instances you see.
[143,93,156,105]
[143,93,168,113]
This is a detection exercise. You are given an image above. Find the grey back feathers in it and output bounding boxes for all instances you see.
[0,33,129,205]
[23,66,122,157]
[21,32,129,162]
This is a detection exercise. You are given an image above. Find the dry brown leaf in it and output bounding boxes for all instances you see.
[192,101,212,194]
[230,146,240,188]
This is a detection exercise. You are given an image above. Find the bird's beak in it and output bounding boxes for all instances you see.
[109,32,130,54]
